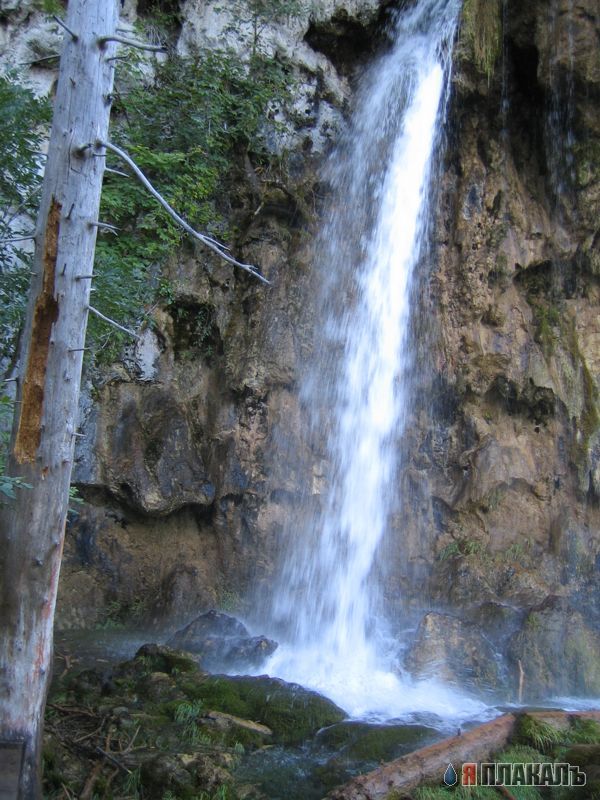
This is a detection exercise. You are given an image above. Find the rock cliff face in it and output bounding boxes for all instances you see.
[395,0,600,699]
[4,0,598,701]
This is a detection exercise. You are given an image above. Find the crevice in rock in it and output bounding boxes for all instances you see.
[304,1,398,76]
[136,0,183,41]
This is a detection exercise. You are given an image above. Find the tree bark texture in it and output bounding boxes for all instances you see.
[0,1,118,797]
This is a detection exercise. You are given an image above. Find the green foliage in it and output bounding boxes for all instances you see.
[0,73,48,209]
[173,698,205,724]
[514,715,562,754]
[134,1,183,46]
[533,303,560,356]
[0,470,32,501]
[172,699,212,744]
[505,539,532,562]
[91,47,292,361]
[217,585,243,613]
[0,71,51,365]
[0,393,32,503]
[413,787,499,799]
[1,44,292,368]
[95,595,149,629]
[412,743,566,799]
[162,792,232,800]
[461,0,503,82]
[438,537,486,561]
[219,0,307,53]
[34,0,66,13]
[95,600,127,631]
[123,766,142,797]
[192,787,232,800]
[438,541,461,561]
[568,717,600,744]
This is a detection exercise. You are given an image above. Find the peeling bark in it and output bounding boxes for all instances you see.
[14,198,61,463]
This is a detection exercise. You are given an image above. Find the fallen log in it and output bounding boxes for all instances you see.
[325,711,600,800]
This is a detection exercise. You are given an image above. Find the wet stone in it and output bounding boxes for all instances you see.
[167,609,278,671]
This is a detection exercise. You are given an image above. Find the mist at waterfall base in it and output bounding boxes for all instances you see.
[249,0,489,725]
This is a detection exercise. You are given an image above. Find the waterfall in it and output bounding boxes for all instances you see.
[261,0,485,721]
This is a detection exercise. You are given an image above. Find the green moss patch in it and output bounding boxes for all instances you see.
[317,720,438,764]
[184,674,346,745]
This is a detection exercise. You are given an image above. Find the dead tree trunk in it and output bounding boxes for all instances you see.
[0,1,119,796]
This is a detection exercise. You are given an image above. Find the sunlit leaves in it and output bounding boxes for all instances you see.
[0,72,51,365]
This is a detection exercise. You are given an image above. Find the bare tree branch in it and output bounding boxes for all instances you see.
[104,167,129,178]
[95,140,271,284]
[4,185,43,228]
[89,221,119,234]
[87,305,141,340]
[0,233,36,245]
[19,54,60,66]
[52,15,79,41]
[97,35,166,53]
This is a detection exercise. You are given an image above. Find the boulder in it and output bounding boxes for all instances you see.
[132,643,200,675]
[167,610,278,671]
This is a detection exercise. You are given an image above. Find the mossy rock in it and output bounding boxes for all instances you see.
[183,674,346,745]
[317,720,438,763]
[131,643,201,674]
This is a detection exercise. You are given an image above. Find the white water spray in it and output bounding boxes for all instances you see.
[261,0,486,722]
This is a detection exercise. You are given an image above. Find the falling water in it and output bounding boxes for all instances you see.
[545,0,576,207]
[261,0,486,721]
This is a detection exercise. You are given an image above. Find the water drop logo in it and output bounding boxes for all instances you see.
[443,763,458,786]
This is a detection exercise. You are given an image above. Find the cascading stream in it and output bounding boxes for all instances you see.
[260,0,487,722]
